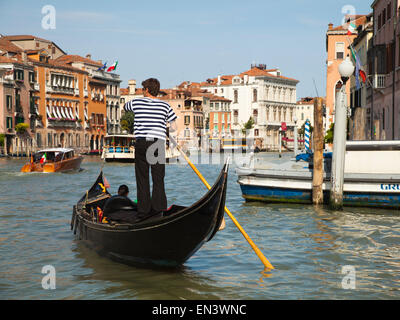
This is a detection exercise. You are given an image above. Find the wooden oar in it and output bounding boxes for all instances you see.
[168,135,274,270]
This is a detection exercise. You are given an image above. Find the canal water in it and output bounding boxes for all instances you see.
[0,153,399,300]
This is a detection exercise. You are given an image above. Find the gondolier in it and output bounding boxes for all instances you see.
[124,78,177,219]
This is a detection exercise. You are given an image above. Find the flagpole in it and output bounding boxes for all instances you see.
[346,36,372,89]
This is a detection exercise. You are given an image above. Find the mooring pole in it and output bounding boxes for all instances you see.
[329,56,354,210]
[294,117,298,157]
[312,98,324,205]
[278,129,282,158]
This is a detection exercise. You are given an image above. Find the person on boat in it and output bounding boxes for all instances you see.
[118,184,130,198]
[124,78,177,219]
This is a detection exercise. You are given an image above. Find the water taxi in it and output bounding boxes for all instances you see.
[101,134,180,163]
[21,148,83,173]
[102,134,136,163]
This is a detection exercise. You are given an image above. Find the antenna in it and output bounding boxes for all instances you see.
[312,78,320,97]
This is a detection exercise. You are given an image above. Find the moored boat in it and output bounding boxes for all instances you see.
[71,163,229,268]
[237,141,400,209]
[21,148,83,173]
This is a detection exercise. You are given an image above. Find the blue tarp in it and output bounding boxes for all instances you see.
[296,152,332,162]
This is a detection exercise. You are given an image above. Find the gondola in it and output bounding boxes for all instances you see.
[71,163,229,268]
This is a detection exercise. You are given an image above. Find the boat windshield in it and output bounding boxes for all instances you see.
[33,151,59,162]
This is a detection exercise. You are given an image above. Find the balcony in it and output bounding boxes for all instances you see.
[369,74,386,89]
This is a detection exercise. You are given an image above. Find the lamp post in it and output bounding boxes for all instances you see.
[329,55,354,210]
[293,116,298,156]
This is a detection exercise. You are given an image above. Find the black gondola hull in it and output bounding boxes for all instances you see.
[72,165,228,268]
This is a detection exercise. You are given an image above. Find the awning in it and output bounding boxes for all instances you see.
[60,107,66,119]
[56,107,62,119]
[46,106,52,119]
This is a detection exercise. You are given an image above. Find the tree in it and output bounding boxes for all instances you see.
[325,123,334,144]
[242,117,255,135]
[120,112,135,134]
[15,123,29,134]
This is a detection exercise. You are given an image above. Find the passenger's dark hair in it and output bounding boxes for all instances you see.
[118,185,129,197]
[142,78,160,97]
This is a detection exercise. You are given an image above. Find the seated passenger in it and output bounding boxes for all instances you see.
[102,184,138,224]
[118,184,130,197]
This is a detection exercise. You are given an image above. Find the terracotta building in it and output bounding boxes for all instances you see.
[0,35,114,154]
[325,15,367,133]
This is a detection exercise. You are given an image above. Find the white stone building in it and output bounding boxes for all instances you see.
[200,64,299,150]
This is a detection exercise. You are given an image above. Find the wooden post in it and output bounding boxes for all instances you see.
[312,98,324,205]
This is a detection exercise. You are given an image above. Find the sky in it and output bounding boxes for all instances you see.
[0,0,372,99]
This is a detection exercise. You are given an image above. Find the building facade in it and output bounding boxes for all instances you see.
[0,55,35,155]
[349,14,373,140]
[367,0,400,140]
[201,64,299,151]
[0,35,117,154]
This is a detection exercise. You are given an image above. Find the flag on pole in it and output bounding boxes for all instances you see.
[348,41,367,89]
[40,153,47,164]
[347,22,357,35]
[107,61,118,72]
[97,62,107,71]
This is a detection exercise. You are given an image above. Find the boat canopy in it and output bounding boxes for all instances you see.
[37,148,73,153]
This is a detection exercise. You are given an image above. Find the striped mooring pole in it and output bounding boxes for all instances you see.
[305,120,311,152]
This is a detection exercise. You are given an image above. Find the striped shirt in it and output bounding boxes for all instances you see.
[124,97,177,140]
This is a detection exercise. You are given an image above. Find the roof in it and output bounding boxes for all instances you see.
[1,35,67,54]
[37,148,74,153]
[328,15,368,33]
[0,38,23,54]
[200,66,299,86]
[55,54,103,67]
[0,56,21,64]
[120,88,129,95]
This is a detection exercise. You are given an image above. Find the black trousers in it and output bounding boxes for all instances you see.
[135,138,167,216]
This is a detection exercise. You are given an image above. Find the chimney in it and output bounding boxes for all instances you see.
[244,74,249,84]
[328,23,333,30]
[128,79,136,95]
[217,75,221,85]
[86,54,92,60]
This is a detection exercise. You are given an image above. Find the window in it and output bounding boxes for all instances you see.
[234,90,238,103]
[48,133,52,147]
[387,3,392,20]
[14,69,24,81]
[378,14,382,30]
[336,42,345,60]
[210,102,214,110]
[383,8,386,26]
[28,71,34,83]
[6,117,12,129]
[215,102,220,111]
[253,89,257,102]
[36,133,42,148]
[233,110,239,124]
[253,109,258,125]
[254,129,259,137]
[6,95,12,110]
[184,115,190,125]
